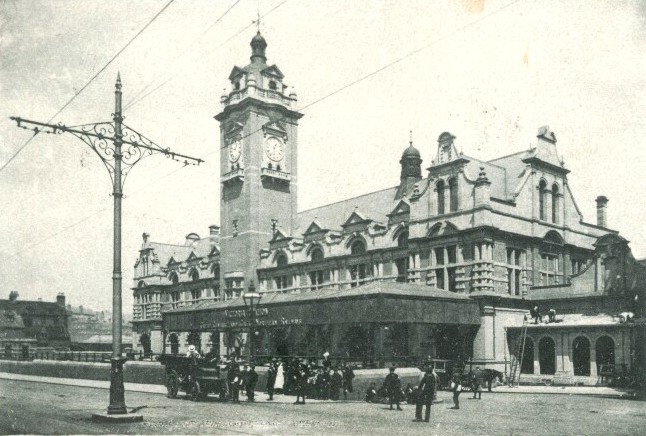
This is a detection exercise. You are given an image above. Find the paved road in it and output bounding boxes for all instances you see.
[1,379,644,435]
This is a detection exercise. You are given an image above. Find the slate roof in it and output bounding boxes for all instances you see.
[297,186,400,234]
[0,299,66,317]
[149,237,217,265]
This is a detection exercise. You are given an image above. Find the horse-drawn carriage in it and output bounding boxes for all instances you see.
[159,354,228,401]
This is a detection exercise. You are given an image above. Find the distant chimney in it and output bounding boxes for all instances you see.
[596,196,608,227]
[209,225,220,237]
[56,293,65,307]
[142,232,150,244]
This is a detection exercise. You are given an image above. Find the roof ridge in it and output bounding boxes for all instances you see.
[298,184,399,214]
[487,150,528,163]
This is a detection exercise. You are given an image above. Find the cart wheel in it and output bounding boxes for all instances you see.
[166,372,179,398]
[189,380,201,401]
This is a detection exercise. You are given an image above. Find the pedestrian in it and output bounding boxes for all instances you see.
[225,358,238,401]
[383,366,402,411]
[274,359,285,393]
[415,367,436,422]
[294,363,308,404]
[342,363,355,400]
[266,361,277,401]
[330,368,343,400]
[186,344,200,358]
[246,364,258,402]
[450,375,462,409]
[472,366,483,399]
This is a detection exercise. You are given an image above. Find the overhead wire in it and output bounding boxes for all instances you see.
[0,0,177,174]
[2,0,522,260]
[125,0,289,111]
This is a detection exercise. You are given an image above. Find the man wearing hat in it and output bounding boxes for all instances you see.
[266,360,278,401]
[246,364,258,402]
[186,344,200,358]
[383,366,402,411]
[414,366,437,422]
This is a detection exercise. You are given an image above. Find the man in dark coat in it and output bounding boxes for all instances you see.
[342,364,355,400]
[266,361,277,401]
[415,368,436,422]
[246,364,258,402]
[472,366,483,399]
[225,359,238,402]
[383,366,402,410]
[329,368,343,401]
[294,364,309,404]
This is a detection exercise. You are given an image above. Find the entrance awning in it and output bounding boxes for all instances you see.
[163,281,481,331]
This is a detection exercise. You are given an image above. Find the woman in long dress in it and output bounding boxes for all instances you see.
[274,360,285,393]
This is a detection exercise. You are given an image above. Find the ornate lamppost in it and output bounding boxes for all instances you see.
[242,281,262,363]
[10,74,202,421]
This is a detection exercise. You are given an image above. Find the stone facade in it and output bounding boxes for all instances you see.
[131,32,645,384]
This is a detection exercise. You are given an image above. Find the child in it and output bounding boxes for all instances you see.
[365,382,378,403]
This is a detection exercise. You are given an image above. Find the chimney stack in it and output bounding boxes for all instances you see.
[209,225,221,237]
[596,196,608,227]
[56,293,65,307]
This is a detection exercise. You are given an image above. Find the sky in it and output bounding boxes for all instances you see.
[1,0,645,314]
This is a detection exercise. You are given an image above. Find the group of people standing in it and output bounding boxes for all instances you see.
[223,359,258,402]
[365,363,488,423]
[265,356,356,404]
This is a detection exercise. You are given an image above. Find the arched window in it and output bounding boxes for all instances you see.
[276,252,288,267]
[449,177,458,212]
[350,240,366,256]
[269,80,277,90]
[596,336,615,372]
[573,336,591,376]
[520,337,534,374]
[437,180,445,215]
[539,180,547,220]
[310,246,324,262]
[538,337,556,375]
[168,333,179,354]
[212,264,220,280]
[551,183,559,223]
[396,230,409,249]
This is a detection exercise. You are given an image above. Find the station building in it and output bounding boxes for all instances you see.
[131,32,645,385]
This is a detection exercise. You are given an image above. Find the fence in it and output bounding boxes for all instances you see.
[0,349,162,363]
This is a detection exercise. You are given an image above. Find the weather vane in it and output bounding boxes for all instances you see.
[253,6,261,32]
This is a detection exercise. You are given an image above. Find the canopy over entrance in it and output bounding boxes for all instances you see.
[163,282,481,331]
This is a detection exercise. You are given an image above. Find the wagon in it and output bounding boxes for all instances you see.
[159,354,228,401]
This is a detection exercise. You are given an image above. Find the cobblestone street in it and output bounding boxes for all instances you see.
[1,379,644,435]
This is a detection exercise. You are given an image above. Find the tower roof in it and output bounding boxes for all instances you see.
[401,144,421,159]
[250,31,267,63]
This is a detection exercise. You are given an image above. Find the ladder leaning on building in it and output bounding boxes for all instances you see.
[508,317,529,387]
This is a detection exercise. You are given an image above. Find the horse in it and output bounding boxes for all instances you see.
[481,369,504,391]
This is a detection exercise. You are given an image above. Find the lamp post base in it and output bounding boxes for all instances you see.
[91,412,143,423]
[107,357,128,415]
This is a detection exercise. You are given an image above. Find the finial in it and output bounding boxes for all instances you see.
[409,130,413,146]
[116,72,122,89]
[253,6,261,32]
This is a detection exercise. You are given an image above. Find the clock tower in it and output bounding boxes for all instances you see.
[215,32,303,299]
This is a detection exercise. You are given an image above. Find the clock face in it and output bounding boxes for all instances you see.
[229,139,241,163]
[265,136,285,162]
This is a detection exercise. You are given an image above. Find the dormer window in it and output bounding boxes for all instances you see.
[234,81,241,90]
[437,180,445,215]
[269,80,277,91]
[539,179,547,221]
